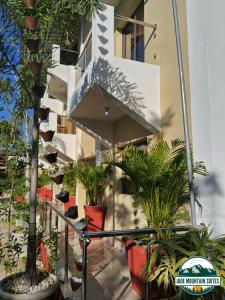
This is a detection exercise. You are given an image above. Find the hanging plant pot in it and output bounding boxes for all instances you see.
[29,62,42,76]
[26,38,40,53]
[24,16,38,31]
[56,190,69,203]
[22,0,37,9]
[43,151,58,164]
[51,172,64,184]
[64,206,78,219]
[37,107,50,121]
[40,130,55,142]
[70,277,82,291]
[32,84,46,98]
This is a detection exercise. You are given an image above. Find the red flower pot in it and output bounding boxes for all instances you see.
[64,196,76,212]
[123,238,175,300]
[22,0,37,9]
[38,187,53,203]
[16,196,25,203]
[24,16,38,31]
[84,205,106,231]
[29,62,42,76]
[40,130,55,142]
[26,38,40,53]
[37,107,50,121]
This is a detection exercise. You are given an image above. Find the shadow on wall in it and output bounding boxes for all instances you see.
[70,57,146,122]
[52,135,66,154]
[195,173,224,211]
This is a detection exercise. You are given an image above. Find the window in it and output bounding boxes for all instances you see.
[57,115,76,134]
[122,2,144,62]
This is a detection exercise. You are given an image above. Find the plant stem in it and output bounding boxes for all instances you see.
[26,95,39,284]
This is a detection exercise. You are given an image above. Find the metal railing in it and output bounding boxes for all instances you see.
[44,202,189,300]
[76,33,92,75]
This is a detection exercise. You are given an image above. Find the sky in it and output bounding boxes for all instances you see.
[0,2,21,120]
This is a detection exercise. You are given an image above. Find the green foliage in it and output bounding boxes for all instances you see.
[0,230,28,275]
[77,164,111,205]
[43,226,58,272]
[147,227,225,299]
[109,139,207,227]
[38,168,52,188]
[62,164,77,194]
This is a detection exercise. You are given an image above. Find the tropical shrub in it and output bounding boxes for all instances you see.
[147,227,225,299]
[76,164,111,205]
[109,139,206,227]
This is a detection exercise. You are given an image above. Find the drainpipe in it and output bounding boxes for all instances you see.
[172,0,196,226]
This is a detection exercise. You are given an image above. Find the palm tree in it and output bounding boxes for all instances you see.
[76,164,112,206]
[109,139,206,227]
[1,0,101,287]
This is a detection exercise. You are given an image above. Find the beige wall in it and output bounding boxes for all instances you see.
[144,0,191,142]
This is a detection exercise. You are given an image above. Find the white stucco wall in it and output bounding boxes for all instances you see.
[186,0,225,235]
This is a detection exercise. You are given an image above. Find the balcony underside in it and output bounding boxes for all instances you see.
[68,57,160,147]
[70,86,155,147]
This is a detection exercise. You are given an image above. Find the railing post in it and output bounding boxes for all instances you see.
[82,238,88,300]
[49,208,52,234]
[55,215,58,272]
[64,223,69,282]
[146,244,151,300]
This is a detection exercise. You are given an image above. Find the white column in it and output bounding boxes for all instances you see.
[92,4,114,59]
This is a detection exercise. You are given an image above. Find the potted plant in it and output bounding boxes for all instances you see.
[40,130,55,142]
[76,164,111,232]
[37,107,50,121]
[147,227,225,299]
[0,0,101,297]
[62,165,77,212]
[50,172,64,185]
[110,139,207,299]
[44,151,58,164]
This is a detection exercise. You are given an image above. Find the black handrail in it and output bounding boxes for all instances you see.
[45,202,190,300]
[82,226,189,239]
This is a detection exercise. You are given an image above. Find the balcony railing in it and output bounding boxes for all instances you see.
[76,33,92,76]
[41,202,189,300]
[57,115,76,134]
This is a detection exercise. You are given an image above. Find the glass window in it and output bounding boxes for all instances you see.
[122,2,144,62]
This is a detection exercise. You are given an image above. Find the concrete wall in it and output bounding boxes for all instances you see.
[186,0,225,235]
[144,0,191,142]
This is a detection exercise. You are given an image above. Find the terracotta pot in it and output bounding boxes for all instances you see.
[64,206,78,219]
[26,38,40,53]
[40,130,55,142]
[44,152,58,164]
[70,277,82,291]
[36,234,42,250]
[122,238,175,300]
[22,0,37,9]
[29,62,42,76]
[38,187,53,203]
[24,16,38,31]
[56,190,69,203]
[32,84,46,98]
[0,272,59,300]
[64,196,76,212]
[84,205,106,231]
[51,172,64,185]
[37,107,50,121]
[16,196,25,203]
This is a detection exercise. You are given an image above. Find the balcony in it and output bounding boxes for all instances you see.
[67,4,160,148]
[48,45,76,105]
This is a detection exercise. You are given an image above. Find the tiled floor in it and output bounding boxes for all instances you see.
[56,227,141,300]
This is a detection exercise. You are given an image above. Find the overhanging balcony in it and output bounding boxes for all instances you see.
[67,4,160,148]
